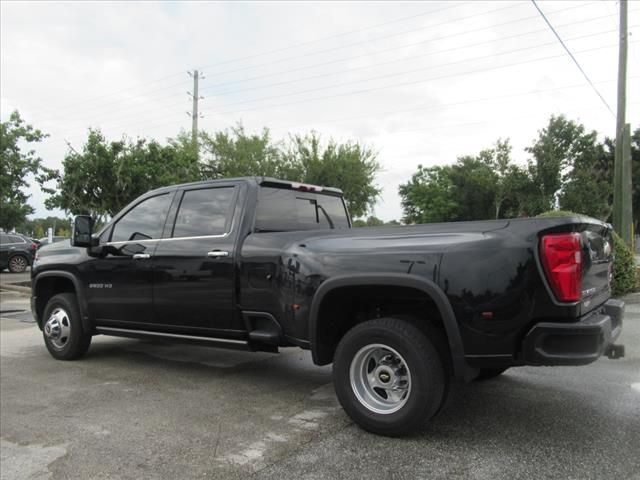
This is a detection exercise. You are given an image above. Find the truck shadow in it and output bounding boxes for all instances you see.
[85,337,334,391]
[85,338,636,446]
[421,369,638,448]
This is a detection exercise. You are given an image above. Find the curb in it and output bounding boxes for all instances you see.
[0,284,32,295]
[621,292,640,305]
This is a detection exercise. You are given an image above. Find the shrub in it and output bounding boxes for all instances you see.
[610,231,637,296]
[536,211,637,297]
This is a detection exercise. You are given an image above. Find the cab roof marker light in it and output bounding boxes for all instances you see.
[290,182,323,192]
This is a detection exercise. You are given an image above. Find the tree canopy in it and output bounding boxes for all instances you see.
[527,115,612,219]
[201,126,381,218]
[0,111,49,230]
[399,139,533,223]
[400,116,637,226]
[44,129,200,221]
[2,109,633,232]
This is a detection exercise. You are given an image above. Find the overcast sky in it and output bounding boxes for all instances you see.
[1,0,638,221]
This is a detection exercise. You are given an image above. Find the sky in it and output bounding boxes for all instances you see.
[1,0,638,222]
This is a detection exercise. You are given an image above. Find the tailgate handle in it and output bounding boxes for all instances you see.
[208,250,229,258]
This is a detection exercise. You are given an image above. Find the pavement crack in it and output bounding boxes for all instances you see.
[247,420,354,478]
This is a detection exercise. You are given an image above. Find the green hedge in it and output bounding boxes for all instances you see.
[536,211,637,297]
[610,231,637,296]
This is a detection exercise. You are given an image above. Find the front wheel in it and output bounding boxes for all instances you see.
[333,317,448,436]
[42,293,92,360]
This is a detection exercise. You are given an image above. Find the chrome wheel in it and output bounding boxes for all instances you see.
[8,255,27,273]
[44,308,71,350]
[349,343,412,414]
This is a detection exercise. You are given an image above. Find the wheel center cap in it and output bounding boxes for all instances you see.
[378,371,391,383]
[45,318,61,339]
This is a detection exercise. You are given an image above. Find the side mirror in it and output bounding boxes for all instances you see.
[72,215,94,247]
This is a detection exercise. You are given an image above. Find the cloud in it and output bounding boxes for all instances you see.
[1,0,637,221]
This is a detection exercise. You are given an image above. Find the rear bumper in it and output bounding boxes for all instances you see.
[522,299,624,366]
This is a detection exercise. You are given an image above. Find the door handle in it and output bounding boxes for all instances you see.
[207,250,229,258]
[132,253,151,259]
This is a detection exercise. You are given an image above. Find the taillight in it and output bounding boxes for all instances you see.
[540,233,582,302]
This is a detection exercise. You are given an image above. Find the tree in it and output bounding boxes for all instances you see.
[44,129,200,220]
[525,115,611,218]
[353,217,400,227]
[399,137,539,223]
[19,216,72,237]
[399,165,458,224]
[447,156,496,221]
[285,132,381,218]
[201,125,381,218]
[200,124,299,180]
[0,111,48,230]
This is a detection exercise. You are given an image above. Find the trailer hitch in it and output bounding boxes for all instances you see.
[605,344,625,359]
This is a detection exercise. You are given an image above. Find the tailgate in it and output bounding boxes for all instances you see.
[580,224,613,313]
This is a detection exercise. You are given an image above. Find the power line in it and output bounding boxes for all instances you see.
[195,2,471,71]
[29,1,596,124]
[37,19,618,131]
[196,3,534,81]
[28,3,469,118]
[51,41,625,138]
[269,77,637,134]
[205,29,616,101]
[53,93,639,154]
[203,42,627,119]
[34,72,187,116]
[204,38,622,115]
[199,4,602,94]
[531,0,616,117]
[35,79,191,121]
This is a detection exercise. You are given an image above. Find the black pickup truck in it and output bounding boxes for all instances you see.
[31,177,624,435]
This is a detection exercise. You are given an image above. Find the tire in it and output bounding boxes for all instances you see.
[333,317,448,437]
[42,293,92,360]
[8,254,28,273]
[474,367,508,381]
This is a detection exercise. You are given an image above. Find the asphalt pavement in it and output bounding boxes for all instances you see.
[1,289,639,480]
[0,269,31,295]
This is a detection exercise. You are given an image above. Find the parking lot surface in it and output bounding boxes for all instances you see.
[1,290,639,480]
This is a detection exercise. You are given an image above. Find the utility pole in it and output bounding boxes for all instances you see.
[613,0,632,245]
[187,70,204,158]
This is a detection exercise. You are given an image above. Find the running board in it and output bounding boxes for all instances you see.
[95,326,251,350]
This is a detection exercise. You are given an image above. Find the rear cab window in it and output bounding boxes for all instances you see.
[171,187,236,238]
[255,186,350,232]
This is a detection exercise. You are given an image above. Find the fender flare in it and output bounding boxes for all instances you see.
[308,273,467,379]
[33,271,92,333]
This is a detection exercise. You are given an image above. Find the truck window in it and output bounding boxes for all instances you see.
[172,187,235,238]
[110,193,171,242]
[255,187,350,232]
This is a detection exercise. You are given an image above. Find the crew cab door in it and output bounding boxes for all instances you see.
[87,192,173,325]
[152,183,243,334]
